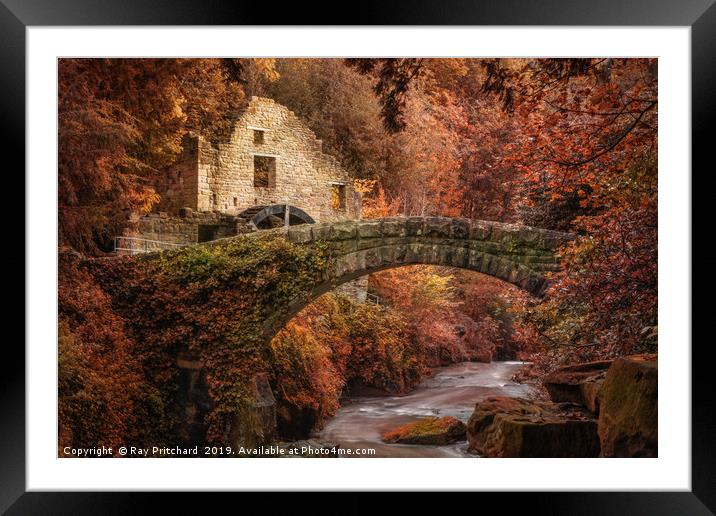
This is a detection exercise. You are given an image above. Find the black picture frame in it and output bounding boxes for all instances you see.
[5,0,713,512]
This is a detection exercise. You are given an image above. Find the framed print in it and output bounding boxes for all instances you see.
[7,0,714,511]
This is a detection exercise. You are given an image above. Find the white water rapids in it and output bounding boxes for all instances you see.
[317,361,535,457]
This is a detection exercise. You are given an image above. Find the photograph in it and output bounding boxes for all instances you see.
[8,4,710,507]
[57,57,659,460]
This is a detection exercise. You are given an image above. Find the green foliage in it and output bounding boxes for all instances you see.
[86,233,330,445]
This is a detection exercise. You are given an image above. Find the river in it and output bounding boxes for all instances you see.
[317,361,534,457]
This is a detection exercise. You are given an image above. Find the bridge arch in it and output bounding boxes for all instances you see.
[259,216,574,340]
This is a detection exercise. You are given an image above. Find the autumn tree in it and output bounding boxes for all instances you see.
[350,57,658,365]
[344,58,425,133]
[59,58,247,254]
[479,58,658,363]
[256,58,390,180]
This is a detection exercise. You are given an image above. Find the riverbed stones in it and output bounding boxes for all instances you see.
[381,416,467,445]
[543,360,613,414]
[597,354,657,457]
[466,396,600,457]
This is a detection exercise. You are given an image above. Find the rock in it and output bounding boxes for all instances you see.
[580,380,604,414]
[543,360,613,413]
[275,404,318,440]
[467,396,600,457]
[175,356,212,446]
[230,373,277,448]
[344,378,399,397]
[597,354,657,457]
[381,416,467,445]
[250,372,277,442]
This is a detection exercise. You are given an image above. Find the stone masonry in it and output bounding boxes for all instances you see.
[126,210,253,247]
[154,96,360,225]
[194,216,575,341]
[126,97,365,305]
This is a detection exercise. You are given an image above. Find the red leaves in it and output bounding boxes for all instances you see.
[268,294,419,434]
[59,58,246,253]
[513,177,657,368]
[58,250,157,454]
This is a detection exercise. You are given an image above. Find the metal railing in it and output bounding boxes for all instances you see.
[114,236,187,255]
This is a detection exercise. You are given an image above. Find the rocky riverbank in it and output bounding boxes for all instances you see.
[241,356,656,458]
[317,361,534,457]
[465,354,657,457]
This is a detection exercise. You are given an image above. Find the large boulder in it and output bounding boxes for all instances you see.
[597,354,657,457]
[467,396,600,457]
[230,373,277,448]
[543,360,613,413]
[381,416,467,445]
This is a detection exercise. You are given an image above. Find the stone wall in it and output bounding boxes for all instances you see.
[157,136,200,213]
[335,276,369,302]
[158,96,360,224]
[126,210,253,246]
[221,216,574,338]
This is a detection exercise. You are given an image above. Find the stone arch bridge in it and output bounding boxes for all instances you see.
[258,216,573,337]
[97,216,574,448]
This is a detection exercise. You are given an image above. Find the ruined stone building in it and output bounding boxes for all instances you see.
[122,96,361,250]
[120,96,366,300]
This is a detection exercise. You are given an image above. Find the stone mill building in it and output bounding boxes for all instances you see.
[121,96,362,251]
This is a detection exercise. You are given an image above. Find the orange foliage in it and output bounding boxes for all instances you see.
[269,294,420,437]
[58,249,163,454]
[381,416,464,444]
[59,58,247,253]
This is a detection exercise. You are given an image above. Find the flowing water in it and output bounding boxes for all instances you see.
[317,361,535,457]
